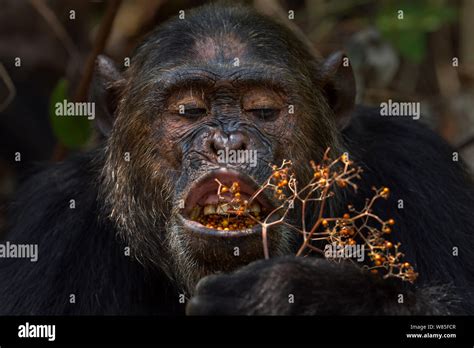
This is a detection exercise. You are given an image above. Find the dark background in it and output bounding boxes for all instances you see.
[0,0,473,236]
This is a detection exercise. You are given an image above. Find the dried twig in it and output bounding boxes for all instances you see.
[0,63,16,112]
[208,148,418,283]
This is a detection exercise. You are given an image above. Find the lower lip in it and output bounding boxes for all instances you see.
[178,214,262,237]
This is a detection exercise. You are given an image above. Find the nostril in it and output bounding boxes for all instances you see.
[210,141,218,155]
[210,131,249,156]
[210,131,228,154]
[228,133,248,151]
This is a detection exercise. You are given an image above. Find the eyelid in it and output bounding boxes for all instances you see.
[181,102,203,109]
[167,89,206,107]
[247,108,280,121]
[246,106,279,110]
[168,98,207,112]
[242,91,285,110]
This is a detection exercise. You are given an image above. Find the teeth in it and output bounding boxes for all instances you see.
[216,204,230,215]
[204,204,216,215]
[201,202,262,216]
[250,202,261,213]
[190,205,202,220]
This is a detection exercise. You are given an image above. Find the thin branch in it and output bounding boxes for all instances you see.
[29,0,79,60]
[456,135,474,151]
[51,0,122,161]
[74,0,122,102]
[0,63,16,112]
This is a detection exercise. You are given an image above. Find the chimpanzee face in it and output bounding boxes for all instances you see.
[99,6,349,292]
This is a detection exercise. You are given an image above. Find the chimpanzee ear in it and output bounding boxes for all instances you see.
[91,55,125,137]
[320,51,356,129]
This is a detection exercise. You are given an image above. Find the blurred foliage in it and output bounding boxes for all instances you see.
[375,0,457,63]
[49,78,92,149]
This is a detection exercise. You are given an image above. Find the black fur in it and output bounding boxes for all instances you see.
[1,109,473,315]
[0,152,181,314]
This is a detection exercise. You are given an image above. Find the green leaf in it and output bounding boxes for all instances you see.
[389,30,427,63]
[49,78,92,149]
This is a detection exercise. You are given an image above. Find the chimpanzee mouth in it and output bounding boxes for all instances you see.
[179,168,276,237]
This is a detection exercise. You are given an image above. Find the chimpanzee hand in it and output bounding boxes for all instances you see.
[186,256,448,315]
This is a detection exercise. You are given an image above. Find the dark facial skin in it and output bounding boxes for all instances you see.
[99,5,345,293]
[155,67,292,173]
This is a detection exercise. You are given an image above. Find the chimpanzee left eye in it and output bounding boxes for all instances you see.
[248,108,279,120]
[183,108,207,118]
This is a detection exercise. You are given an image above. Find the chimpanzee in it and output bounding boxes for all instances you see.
[0,2,473,315]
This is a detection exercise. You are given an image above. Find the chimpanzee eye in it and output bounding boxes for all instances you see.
[176,104,207,118]
[248,108,279,120]
[183,108,207,118]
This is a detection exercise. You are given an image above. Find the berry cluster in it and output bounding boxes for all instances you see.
[194,182,262,231]
[318,186,417,283]
[210,148,418,283]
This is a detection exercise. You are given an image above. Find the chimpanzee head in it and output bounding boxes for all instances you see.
[95,3,355,292]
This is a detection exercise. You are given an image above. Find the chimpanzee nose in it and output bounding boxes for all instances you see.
[211,130,248,153]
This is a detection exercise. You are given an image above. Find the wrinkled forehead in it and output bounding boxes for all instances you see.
[131,40,301,94]
[128,8,317,94]
[137,33,293,71]
[132,35,298,93]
